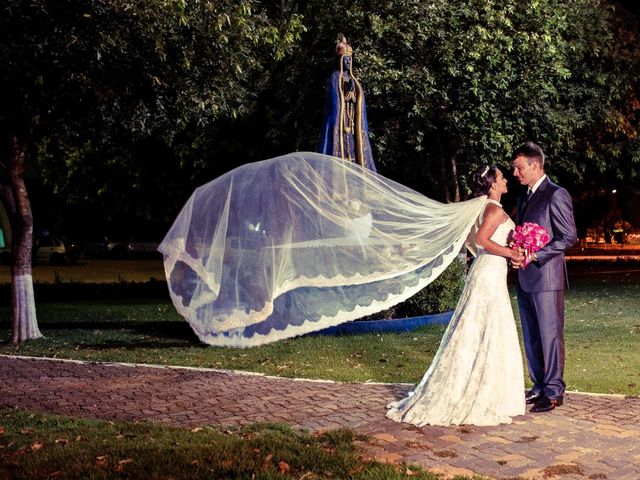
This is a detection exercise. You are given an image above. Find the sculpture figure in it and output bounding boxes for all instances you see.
[319,36,377,172]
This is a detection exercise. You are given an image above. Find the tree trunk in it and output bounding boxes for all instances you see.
[450,152,461,203]
[438,139,462,203]
[5,135,41,344]
[438,140,451,203]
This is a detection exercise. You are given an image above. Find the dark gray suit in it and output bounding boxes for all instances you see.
[516,177,577,400]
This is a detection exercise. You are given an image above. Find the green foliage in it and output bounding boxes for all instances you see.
[395,258,467,317]
[352,258,466,321]
[260,0,640,199]
[1,0,304,139]
[3,0,640,233]
[0,0,305,232]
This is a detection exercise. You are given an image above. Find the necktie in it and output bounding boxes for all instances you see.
[519,188,532,221]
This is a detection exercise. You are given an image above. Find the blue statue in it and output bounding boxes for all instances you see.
[319,37,377,172]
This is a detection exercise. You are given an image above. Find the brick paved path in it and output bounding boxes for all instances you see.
[2,355,639,479]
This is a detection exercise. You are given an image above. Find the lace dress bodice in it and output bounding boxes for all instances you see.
[476,199,515,252]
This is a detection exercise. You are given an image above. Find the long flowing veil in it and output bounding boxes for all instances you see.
[159,152,486,348]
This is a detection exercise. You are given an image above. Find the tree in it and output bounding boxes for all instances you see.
[11,1,638,226]
[257,0,640,200]
[0,0,304,343]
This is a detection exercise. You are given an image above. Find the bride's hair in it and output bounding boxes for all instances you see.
[471,165,498,197]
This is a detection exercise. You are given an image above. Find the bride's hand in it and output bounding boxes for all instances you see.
[509,248,525,267]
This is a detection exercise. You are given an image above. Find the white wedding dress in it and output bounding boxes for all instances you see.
[386,199,525,426]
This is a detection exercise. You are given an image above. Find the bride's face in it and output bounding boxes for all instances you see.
[492,169,508,195]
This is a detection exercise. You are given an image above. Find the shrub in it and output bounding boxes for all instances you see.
[359,257,467,321]
[395,258,466,317]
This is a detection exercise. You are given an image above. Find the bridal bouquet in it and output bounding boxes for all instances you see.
[509,222,550,268]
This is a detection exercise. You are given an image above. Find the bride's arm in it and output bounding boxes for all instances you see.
[476,204,523,262]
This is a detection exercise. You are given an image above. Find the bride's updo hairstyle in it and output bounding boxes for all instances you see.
[471,165,498,197]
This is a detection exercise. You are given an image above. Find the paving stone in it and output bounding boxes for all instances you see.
[2,355,640,479]
[427,464,477,479]
[483,434,514,445]
[371,432,397,443]
[493,452,534,467]
[438,433,465,444]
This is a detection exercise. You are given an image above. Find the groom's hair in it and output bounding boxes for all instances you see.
[513,141,545,169]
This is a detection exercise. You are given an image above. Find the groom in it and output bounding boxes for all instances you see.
[512,142,577,413]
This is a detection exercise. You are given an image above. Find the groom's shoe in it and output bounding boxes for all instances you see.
[530,396,563,413]
[525,390,541,405]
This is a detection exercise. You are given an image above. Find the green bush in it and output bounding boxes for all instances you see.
[396,258,466,317]
[361,258,467,320]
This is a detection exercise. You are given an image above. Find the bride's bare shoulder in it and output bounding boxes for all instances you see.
[483,202,509,225]
[483,202,503,216]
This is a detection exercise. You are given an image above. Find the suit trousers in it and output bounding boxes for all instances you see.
[517,288,566,399]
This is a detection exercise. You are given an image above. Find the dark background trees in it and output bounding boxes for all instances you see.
[2,0,639,343]
[3,0,640,246]
[0,0,304,341]
[2,0,305,239]
[257,0,640,210]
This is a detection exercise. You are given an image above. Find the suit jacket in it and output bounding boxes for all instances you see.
[516,177,577,292]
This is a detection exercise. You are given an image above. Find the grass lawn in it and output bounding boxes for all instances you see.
[562,275,640,394]
[0,408,452,480]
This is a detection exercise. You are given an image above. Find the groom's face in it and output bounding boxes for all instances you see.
[512,155,538,187]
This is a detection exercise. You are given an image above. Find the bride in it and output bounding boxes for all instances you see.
[386,165,526,426]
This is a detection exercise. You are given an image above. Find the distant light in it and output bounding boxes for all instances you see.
[612,189,617,194]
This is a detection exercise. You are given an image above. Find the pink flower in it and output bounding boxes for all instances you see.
[509,222,550,268]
